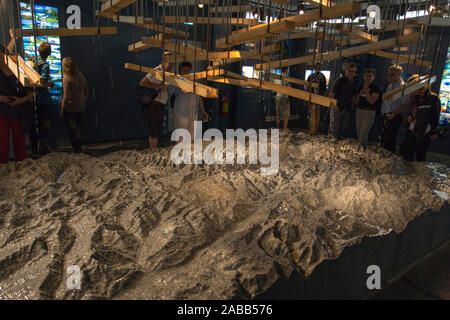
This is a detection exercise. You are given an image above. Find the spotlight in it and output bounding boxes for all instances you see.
[369,10,377,18]
[428,4,435,12]
[298,4,305,15]
[198,2,204,8]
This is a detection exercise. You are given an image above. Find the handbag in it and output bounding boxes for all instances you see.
[135,84,160,107]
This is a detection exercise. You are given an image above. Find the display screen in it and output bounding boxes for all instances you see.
[20,2,62,104]
[305,70,332,87]
[438,45,450,126]
[242,66,263,79]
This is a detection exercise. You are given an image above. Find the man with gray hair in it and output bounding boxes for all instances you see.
[379,64,410,154]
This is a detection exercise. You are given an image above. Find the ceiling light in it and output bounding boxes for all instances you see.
[298,4,305,15]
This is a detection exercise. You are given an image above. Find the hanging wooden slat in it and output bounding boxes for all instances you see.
[166,46,280,63]
[3,54,42,87]
[216,20,296,48]
[370,50,432,67]
[209,77,258,88]
[304,0,334,7]
[125,63,219,98]
[13,27,117,37]
[231,2,361,36]
[382,75,436,101]
[100,0,137,15]
[332,24,432,67]
[245,78,337,108]
[335,24,378,43]
[208,44,281,69]
[265,72,319,88]
[209,5,253,14]
[166,51,244,63]
[183,69,225,81]
[128,34,171,52]
[256,33,422,70]
[163,17,259,25]
[100,15,190,38]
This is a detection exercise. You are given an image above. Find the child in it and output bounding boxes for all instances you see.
[29,41,54,156]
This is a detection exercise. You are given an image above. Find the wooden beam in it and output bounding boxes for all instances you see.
[333,24,431,67]
[382,75,436,101]
[275,32,318,41]
[232,2,361,35]
[100,0,136,15]
[209,44,281,69]
[216,20,295,48]
[17,56,42,85]
[256,33,422,70]
[166,49,276,63]
[265,72,318,88]
[163,16,259,25]
[210,5,253,14]
[104,15,189,38]
[14,27,117,37]
[209,77,258,88]
[270,0,289,4]
[216,70,248,81]
[124,63,218,98]
[244,77,336,108]
[377,19,417,32]
[413,17,450,27]
[334,38,367,47]
[3,55,42,87]
[129,36,208,55]
[380,16,450,30]
[184,69,225,81]
[211,70,335,107]
[128,34,171,52]
[335,24,378,43]
[370,50,432,67]
[304,0,334,6]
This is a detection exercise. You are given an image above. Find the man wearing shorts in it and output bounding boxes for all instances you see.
[139,52,173,149]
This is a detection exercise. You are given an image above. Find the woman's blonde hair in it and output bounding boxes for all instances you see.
[62,57,78,76]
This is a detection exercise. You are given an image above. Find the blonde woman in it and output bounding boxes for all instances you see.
[60,57,88,153]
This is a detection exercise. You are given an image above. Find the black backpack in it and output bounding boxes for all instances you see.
[134,84,160,107]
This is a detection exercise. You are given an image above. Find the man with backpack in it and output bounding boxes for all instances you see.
[329,63,359,140]
[138,52,173,149]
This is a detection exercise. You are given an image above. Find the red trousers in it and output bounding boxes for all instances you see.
[0,115,26,164]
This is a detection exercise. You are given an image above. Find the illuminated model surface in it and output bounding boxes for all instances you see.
[0,132,448,299]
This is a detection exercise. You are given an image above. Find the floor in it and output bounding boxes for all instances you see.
[33,138,450,300]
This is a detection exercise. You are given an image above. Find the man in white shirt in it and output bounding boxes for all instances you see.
[139,52,173,149]
[274,67,290,129]
[379,64,410,153]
